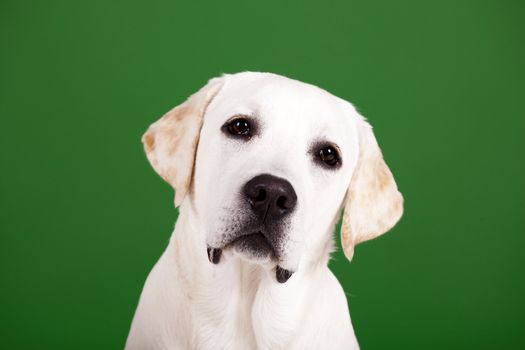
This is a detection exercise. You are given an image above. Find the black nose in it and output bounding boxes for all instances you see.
[243,174,297,222]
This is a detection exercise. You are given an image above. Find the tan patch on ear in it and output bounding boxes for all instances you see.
[166,122,186,158]
[378,162,392,190]
[141,77,224,207]
[341,118,403,261]
[174,104,189,121]
[341,204,355,261]
[143,132,155,153]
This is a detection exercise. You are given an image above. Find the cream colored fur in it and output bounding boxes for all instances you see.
[126,72,403,349]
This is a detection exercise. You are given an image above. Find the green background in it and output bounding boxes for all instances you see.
[1,0,524,348]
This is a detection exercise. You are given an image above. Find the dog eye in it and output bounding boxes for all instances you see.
[317,145,341,168]
[225,117,252,137]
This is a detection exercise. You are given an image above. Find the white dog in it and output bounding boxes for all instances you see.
[126,72,403,349]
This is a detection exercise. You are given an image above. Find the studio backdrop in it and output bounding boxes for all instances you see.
[1,0,524,349]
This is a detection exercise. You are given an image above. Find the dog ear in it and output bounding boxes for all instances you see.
[142,77,224,207]
[341,116,404,261]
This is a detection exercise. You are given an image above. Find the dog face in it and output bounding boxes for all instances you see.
[193,73,359,272]
[143,72,403,283]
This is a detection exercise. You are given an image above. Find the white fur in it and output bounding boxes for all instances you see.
[126,72,402,349]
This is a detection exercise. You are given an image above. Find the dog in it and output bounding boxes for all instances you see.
[126,72,403,349]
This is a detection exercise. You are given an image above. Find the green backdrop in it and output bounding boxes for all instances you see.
[1,0,524,349]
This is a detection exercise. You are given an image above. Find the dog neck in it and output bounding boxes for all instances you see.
[162,199,333,348]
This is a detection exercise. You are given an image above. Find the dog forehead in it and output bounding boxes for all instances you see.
[210,72,354,132]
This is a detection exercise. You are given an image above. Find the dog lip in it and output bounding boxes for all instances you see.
[227,231,276,258]
[276,266,294,283]
[207,247,222,264]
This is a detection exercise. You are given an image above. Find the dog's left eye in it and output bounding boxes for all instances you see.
[224,117,252,138]
[316,144,342,168]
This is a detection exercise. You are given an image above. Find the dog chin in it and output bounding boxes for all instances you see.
[230,232,276,263]
[207,232,295,283]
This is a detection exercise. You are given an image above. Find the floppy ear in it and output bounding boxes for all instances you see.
[341,116,404,261]
[142,77,224,207]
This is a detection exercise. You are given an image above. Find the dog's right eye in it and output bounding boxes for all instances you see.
[223,117,253,138]
[310,141,343,170]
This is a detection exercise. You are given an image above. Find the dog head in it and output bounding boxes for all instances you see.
[143,72,403,283]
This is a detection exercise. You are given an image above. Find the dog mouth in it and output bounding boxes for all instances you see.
[230,231,275,258]
[206,231,294,283]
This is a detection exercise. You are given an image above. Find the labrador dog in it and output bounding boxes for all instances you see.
[126,72,403,350]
